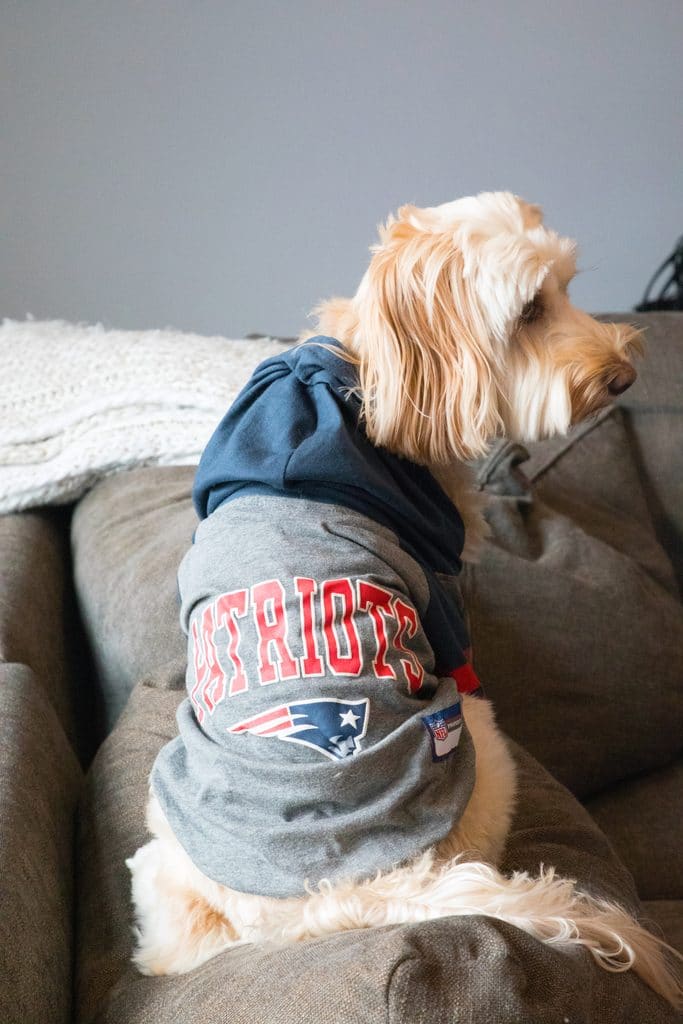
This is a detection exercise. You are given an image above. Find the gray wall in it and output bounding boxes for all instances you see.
[2,1,681,338]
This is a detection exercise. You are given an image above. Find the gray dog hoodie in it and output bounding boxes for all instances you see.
[151,339,481,899]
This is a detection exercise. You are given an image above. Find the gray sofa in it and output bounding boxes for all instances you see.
[0,312,681,1023]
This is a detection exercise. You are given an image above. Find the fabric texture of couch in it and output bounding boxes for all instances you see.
[0,312,681,1023]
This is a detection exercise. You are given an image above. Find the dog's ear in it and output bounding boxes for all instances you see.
[386,195,574,342]
[352,216,504,464]
[517,199,544,229]
[449,193,576,343]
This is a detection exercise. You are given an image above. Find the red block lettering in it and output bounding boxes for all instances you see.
[214,589,249,697]
[393,597,424,692]
[357,580,396,679]
[294,577,324,676]
[190,602,227,719]
[322,578,362,676]
[252,579,300,684]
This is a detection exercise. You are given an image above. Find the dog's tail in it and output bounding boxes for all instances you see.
[260,855,682,1008]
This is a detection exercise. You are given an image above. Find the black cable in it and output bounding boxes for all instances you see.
[635,235,683,311]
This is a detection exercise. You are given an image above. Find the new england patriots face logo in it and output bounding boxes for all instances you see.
[228,698,370,761]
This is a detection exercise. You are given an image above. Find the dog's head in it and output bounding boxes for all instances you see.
[319,192,642,464]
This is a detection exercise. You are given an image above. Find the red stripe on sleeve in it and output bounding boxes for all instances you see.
[450,662,482,695]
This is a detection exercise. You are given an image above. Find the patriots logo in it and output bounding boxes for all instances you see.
[228,698,370,761]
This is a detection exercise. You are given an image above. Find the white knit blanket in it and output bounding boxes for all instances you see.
[0,319,290,514]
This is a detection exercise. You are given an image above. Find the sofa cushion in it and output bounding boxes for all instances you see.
[71,467,196,733]
[464,407,683,798]
[642,903,683,957]
[0,509,74,739]
[76,674,677,1024]
[605,312,683,589]
[0,663,82,1024]
[587,758,683,902]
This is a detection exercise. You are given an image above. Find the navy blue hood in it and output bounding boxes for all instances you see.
[193,337,466,578]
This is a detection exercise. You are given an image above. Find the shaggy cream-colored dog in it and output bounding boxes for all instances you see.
[128,192,681,1007]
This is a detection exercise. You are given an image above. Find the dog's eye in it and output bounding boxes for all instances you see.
[518,297,544,325]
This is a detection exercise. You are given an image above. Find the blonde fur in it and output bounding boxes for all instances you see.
[312,192,642,464]
[129,192,680,1008]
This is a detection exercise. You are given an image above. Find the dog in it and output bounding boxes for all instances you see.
[128,191,681,1007]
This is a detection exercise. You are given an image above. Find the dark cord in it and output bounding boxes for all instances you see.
[635,236,683,311]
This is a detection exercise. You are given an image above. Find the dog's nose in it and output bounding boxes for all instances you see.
[607,364,637,396]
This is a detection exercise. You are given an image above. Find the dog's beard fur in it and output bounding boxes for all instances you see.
[128,192,681,1007]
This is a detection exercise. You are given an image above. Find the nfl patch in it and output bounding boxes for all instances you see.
[422,701,463,761]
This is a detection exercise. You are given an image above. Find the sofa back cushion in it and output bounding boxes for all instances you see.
[605,312,683,589]
[465,406,683,797]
